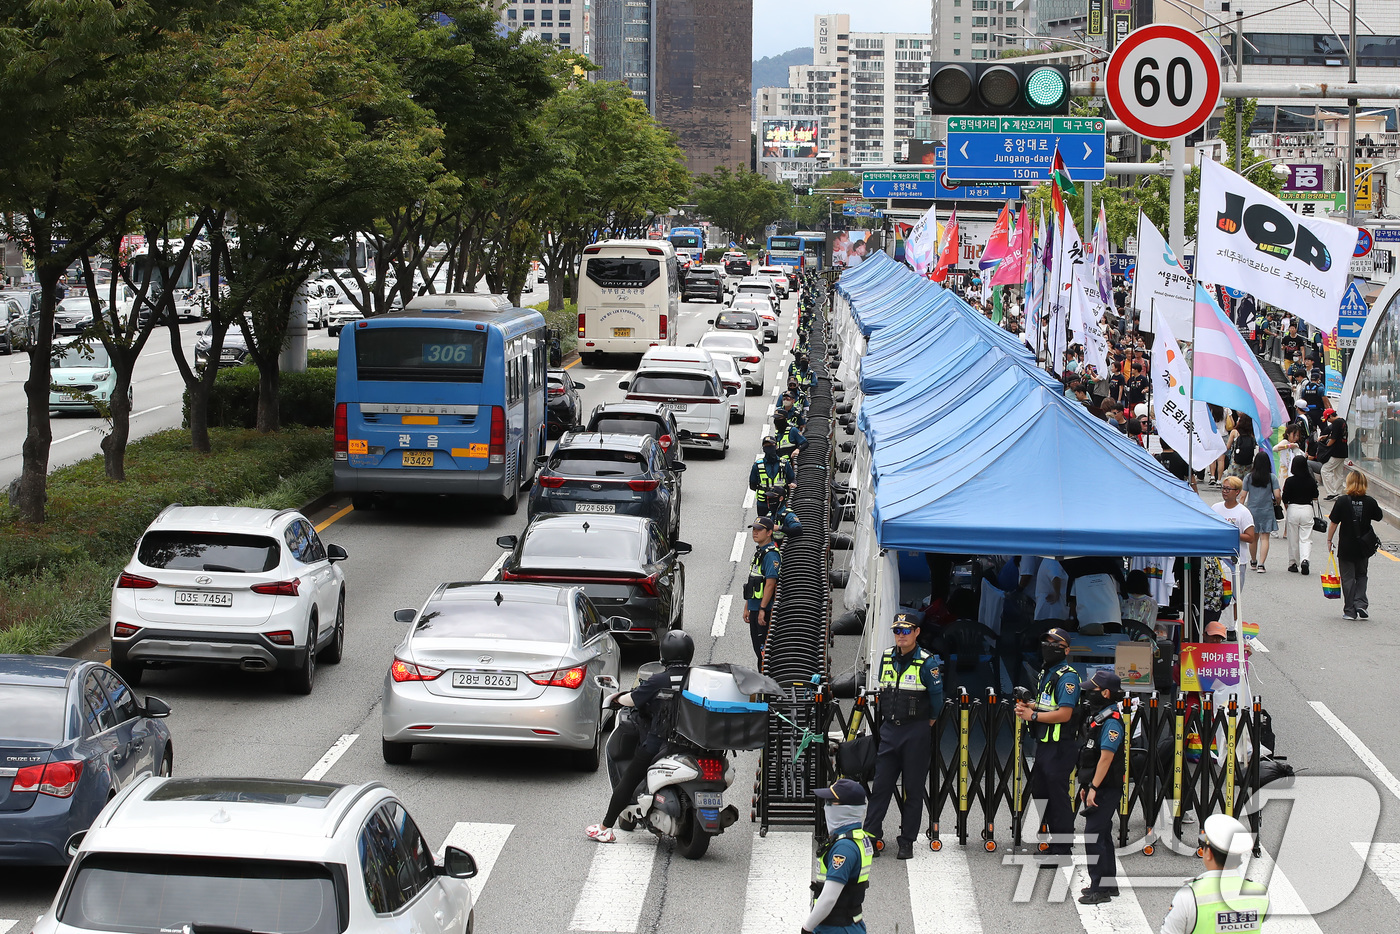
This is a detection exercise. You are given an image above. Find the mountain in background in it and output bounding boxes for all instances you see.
[752,47,812,98]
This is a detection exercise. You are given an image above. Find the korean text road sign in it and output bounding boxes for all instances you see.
[945,116,1105,182]
[1107,25,1222,139]
[1336,280,1369,349]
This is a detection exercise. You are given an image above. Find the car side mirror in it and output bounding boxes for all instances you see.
[669,462,686,473]
[66,831,86,858]
[609,616,632,632]
[685,343,694,348]
[725,385,738,396]
[707,319,715,325]
[440,846,478,879]
[758,345,768,353]
[673,541,693,556]
[394,608,417,623]
[573,381,585,390]
[326,543,348,563]
[496,535,518,549]
[677,429,692,440]
[617,379,630,390]
[142,696,172,718]
[534,454,549,467]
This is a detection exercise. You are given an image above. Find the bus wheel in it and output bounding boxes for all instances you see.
[497,484,520,515]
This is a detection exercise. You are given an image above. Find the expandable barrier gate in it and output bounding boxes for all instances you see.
[754,272,836,834]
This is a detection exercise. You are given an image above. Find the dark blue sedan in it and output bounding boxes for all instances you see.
[529,432,684,540]
[0,656,172,865]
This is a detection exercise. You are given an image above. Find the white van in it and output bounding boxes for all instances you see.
[619,347,734,455]
[577,239,680,365]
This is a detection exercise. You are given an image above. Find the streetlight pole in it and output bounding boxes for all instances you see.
[1234,10,1244,173]
[1348,0,1358,227]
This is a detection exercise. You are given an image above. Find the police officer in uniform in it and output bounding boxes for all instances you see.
[1014,627,1081,864]
[805,779,874,934]
[750,436,796,518]
[863,612,943,860]
[1077,670,1126,904]
[779,392,808,430]
[743,517,781,660]
[1159,815,1269,934]
[774,412,807,461]
[768,486,803,544]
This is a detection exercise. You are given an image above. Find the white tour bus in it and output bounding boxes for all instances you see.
[577,239,680,365]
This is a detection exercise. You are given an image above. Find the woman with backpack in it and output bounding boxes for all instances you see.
[1327,471,1384,620]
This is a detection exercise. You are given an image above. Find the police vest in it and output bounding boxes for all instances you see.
[1077,707,1125,790]
[772,506,800,542]
[775,427,801,456]
[1187,875,1270,934]
[813,829,873,926]
[754,457,790,495]
[1035,663,1079,743]
[878,647,933,723]
[747,542,779,600]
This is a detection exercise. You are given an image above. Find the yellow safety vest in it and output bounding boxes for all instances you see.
[1035,662,1079,743]
[815,829,873,924]
[1187,874,1269,934]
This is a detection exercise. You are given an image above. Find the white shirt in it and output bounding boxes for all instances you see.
[1034,559,1069,620]
[1071,572,1122,630]
[1212,501,1255,567]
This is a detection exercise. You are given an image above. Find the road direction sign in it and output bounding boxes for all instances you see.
[860,160,1019,200]
[1106,25,1222,139]
[1354,228,1373,257]
[1372,228,1400,243]
[945,116,1106,182]
[1336,280,1369,349]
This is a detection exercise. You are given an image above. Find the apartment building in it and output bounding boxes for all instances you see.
[496,0,586,53]
[930,0,1028,63]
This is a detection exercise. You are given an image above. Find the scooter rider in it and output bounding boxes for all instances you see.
[806,779,875,934]
[586,630,695,843]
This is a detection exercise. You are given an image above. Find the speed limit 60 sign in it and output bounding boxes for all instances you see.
[1107,25,1222,139]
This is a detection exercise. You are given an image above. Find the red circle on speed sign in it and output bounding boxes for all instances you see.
[1107,25,1222,139]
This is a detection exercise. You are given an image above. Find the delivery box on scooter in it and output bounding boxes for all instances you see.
[674,666,769,751]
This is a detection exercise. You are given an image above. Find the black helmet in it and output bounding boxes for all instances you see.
[659,629,694,666]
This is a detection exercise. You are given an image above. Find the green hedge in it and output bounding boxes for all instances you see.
[187,365,337,429]
[307,349,338,368]
[530,299,578,359]
[0,428,332,654]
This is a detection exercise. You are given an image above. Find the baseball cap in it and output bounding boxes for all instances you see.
[1204,620,1228,639]
[762,435,777,446]
[1043,627,1071,645]
[1323,408,1337,419]
[1085,670,1121,693]
[750,517,775,531]
[815,778,868,805]
[891,611,920,629]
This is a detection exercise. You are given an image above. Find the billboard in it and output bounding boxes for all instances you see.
[760,119,821,161]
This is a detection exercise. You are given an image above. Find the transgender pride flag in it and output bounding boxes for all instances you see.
[1191,283,1289,442]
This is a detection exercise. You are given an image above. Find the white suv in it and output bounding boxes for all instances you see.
[37,776,477,934]
[110,506,349,694]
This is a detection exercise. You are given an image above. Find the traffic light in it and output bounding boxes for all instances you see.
[792,185,812,196]
[927,62,1070,116]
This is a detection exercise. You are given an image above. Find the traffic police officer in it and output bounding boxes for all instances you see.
[863,612,943,860]
[1014,626,1081,864]
[749,436,795,518]
[768,486,803,544]
[790,352,814,390]
[774,412,807,460]
[1160,815,1269,934]
[1077,670,1126,904]
[779,392,808,429]
[786,376,810,412]
[743,517,781,660]
[806,779,874,934]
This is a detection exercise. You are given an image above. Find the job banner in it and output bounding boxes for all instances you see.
[1197,159,1360,334]
[1132,212,1193,338]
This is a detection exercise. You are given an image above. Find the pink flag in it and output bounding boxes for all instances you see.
[1192,283,1289,442]
[931,209,959,283]
[992,204,1030,287]
[978,202,1013,271]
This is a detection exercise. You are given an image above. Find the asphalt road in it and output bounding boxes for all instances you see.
[4,290,1400,934]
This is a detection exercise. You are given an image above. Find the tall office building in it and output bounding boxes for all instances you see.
[930,0,1029,62]
[496,0,587,54]
[593,0,654,109]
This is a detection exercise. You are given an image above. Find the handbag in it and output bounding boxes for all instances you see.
[1312,502,1329,533]
[1273,501,1285,521]
[836,734,878,783]
[1320,555,1342,599]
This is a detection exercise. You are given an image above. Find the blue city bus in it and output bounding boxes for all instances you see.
[763,234,805,274]
[333,295,548,513]
[794,231,828,272]
[667,226,705,254]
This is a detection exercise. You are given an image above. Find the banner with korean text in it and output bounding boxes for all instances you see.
[1131,212,1193,337]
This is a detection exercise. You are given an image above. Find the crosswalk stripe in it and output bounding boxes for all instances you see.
[743,488,755,510]
[740,831,812,934]
[437,821,513,908]
[1247,848,1326,934]
[0,920,16,934]
[908,838,983,934]
[1069,863,1155,934]
[1354,842,1400,904]
[569,834,658,932]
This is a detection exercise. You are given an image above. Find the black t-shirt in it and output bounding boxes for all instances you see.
[630,665,687,751]
[1282,335,1304,359]
[1327,419,1349,458]
[1282,472,1318,505]
[1126,374,1150,405]
[1329,494,1383,560]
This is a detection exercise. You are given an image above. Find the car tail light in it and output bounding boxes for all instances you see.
[646,247,664,255]
[333,403,348,460]
[584,245,602,254]
[264,630,295,645]
[548,386,565,396]
[658,434,672,451]
[632,573,660,597]
[628,479,659,492]
[489,405,506,465]
[659,315,668,340]
[697,757,724,782]
[116,572,157,589]
[12,760,84,797]
[536,475,566,488]
[743,355,761,364]
[577,312,586,337]
[113,622,140,638]
[251,578,300,597]
[390,658,444,682]
[529,666,587,689]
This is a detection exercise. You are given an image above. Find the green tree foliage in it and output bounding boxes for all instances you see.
[692,167,790,244]
[791,171,860,229]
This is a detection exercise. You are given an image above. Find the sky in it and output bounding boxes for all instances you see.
[751,1,931,59]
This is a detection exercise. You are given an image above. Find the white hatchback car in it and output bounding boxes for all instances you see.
[37,776,478,934]
[110,506,349,694]
[696,331,765,394]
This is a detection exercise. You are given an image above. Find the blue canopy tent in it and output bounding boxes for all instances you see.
[859,311,1025,394]
[849,276,941,336]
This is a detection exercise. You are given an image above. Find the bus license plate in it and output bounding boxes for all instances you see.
[612,327,633,337]
[403,451,434,467]
[175,591,233,607]
[575,503,616,514]
[452,671,517,689]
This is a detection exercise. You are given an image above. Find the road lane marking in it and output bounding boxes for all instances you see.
[1310,701,1400,802]
[908,838,983,934]
[161,369,179,375]
[568,833,657,932]
[302,733,358,781]
[315,504,353,533]
[1069,862,1154,934]
[564,358,580,370]
[740,831,811,934]
[711,595,732,638]
[131,404,167,418]
[0,920,16,934]
[730,531,746,562]
[482,551,509,581]
[1355,842,1400,906]
[1377,548,1399,562]
[587,374,608,381]
[53,429,91,444]
[438,821,514,906]
[743,489,755,510]
[1246,848,1326,934]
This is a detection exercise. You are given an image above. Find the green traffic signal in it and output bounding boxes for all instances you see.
[1024,65,1069,113]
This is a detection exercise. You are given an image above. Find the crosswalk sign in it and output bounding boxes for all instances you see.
[1336,280,1369,349]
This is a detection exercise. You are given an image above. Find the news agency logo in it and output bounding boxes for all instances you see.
[1215,192,1333,271]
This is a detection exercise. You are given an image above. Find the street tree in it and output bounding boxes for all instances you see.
[692,167,790,246]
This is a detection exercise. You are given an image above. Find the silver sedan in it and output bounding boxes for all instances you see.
[381,582,623,771]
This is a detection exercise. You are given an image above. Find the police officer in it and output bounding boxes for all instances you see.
[805,779,874,934]
[743,517,781,660]
[790,352,814,390]
[1014,627,1081,864]
[863,612,943,860]
[1077,670,1126,904]
[779,392,808,430]
[750,436,796,518]
[774,411,807,460]
[586,630,695,843]
[768,485,803,544]
[1159,815,1270,934]
[787,376,810,412]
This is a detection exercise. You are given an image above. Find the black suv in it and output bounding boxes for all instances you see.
[682,267,724,303]
[528,432,684,539]
[546,368,585,437]
[724,254,752,277]
[584,401,686,468]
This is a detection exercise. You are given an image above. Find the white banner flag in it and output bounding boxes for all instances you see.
[1132,212,1194,337]
[1050,208,1085,373]
[1151,314,1228,470]
[905,203,939,276]
[1070,254,1111,375]
[1197,159,1360,332]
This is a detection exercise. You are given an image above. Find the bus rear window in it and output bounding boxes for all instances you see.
[551,450,646,477]
[355,328,487,382]
[586,258,660,289]
[769,237,802,251]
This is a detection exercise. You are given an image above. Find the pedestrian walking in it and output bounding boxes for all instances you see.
[1282,454,1319,575]
[863,612,943,859]
[1240,451,1280,573]
[807,779,874,934]
[1159,815,1269,934]
[1327,470,1383,620]
[1319,411,1349,500]
[1014,627,1080,864]
[1077,670,1126,904]
[743,517,780,657]
[1211,478,1256,592]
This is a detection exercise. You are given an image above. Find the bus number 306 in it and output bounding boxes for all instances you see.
[424,344,472,364]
